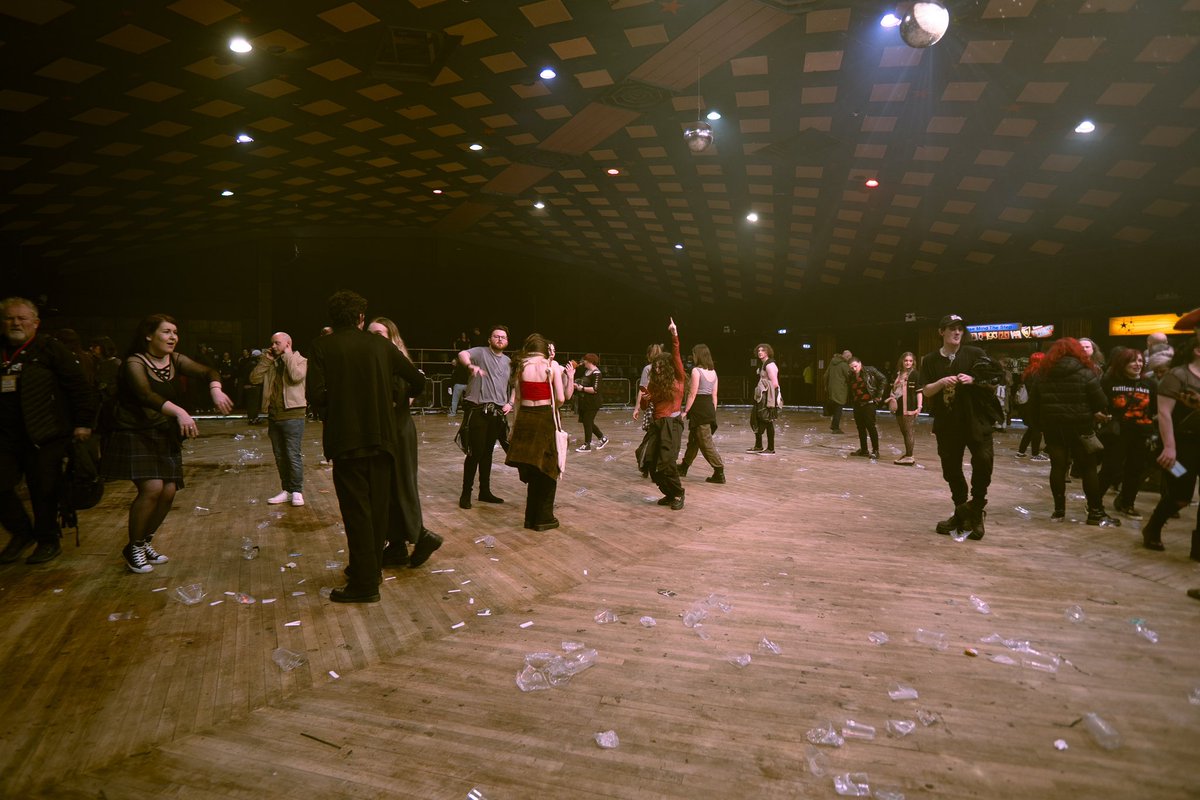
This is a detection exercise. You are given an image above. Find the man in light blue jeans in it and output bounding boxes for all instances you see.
[251,332,308,506]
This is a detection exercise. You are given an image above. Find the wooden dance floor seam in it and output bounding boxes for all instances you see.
[2,410,1197,799]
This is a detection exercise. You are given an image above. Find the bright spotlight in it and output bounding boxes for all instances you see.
[229,37,252,53]
[880,13,901,28]
[533,201,545,209]
[865,179,879,188]
[674,243,684,250]
[1074,120,1096,134]
[746,212,759,223]
[220,189,234,197]
[235,133,254,143]
[706,110,722,121]
[468,143,483,151]
[539,67,557,80]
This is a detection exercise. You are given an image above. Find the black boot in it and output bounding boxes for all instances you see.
[1189,529,1199,561]
[706,468,726,484]
[965,499,986,540]
[1051,495,1066,521]
[1086,507,1120,527]
[935,510,961,535]
[678,462,689,477]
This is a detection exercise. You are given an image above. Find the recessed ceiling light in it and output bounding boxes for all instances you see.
[706,110,721,121]
[1074,120,1096,134]
[220,190,234,197]
[674,243,684,250]
[880,13,901,28]
[746,212,759,223]
[865,179,879,188]
[235,133,254,143]
[468,143,483,151]
[606,168,620,175]
[777,328,788,335]
[539,67,557,80]
[433,189,443,195]
[533,201,545,209]
[229,37,252,53]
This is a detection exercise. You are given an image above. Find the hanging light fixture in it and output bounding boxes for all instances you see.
[683,59,714,153]
[898,2,950,49]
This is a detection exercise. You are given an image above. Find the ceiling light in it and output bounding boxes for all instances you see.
[539,67,557,80]
[433,189,443,195]
[606,168,621,175]
[1074,120,1096,134]
[235,133,254,143]
[674,243,684,250]
[865,179,879,188]
[229,37,252,53]
[533,201,545,209]
[746,212,759,223]
[899,2,949,48]
[468,143,483,151]
[220,190,234,197]
[684,121,714,153]
[706,110,721,121]
[880,13,901,28]
[777,328,788,335]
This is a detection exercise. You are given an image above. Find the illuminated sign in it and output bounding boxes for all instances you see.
[1108,313,1193,336]
[967,323,1055,341]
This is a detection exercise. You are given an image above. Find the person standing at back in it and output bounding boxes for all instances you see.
[250,331,308,507]
[825,349,852,434]
[749,344,781,454]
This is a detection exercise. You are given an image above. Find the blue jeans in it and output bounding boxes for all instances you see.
[450,383,467,415]
[268,417,305,493]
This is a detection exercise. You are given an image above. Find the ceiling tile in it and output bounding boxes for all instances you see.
[184,57,245,79]
[309,59,361,81]
[97,24,168,54]
[0,90,47,112]
[167,0,240,25]
[804,51,843,72]
[248,79,300,98]
[1044,37,1104,63]
[1135,35,1198,63]
[445,18,497,45]
[126,82,184,102]
[34,57,104,83]
[549,37,596,60]
[625,24,668,47]
[317,3,380,33]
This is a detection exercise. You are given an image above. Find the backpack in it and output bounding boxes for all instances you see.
[59,438,104,545]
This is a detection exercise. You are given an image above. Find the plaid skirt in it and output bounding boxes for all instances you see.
[103,426,185,487]
[504,405,560,481]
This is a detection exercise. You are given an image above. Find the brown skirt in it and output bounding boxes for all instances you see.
[505,405,560,481]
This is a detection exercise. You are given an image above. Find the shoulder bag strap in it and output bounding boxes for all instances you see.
[548,368,563,432]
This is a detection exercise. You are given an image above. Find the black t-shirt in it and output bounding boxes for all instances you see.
[918,345,987,430]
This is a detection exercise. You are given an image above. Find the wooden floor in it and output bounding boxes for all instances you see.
[2,409,1198,799]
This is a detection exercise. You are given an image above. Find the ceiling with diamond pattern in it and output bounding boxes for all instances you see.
[1,0,1197,308]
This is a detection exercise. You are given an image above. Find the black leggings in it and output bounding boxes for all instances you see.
[1044,429,1101,508]
[580,404,604,445]
[1019,425,1042,456]
[752,408,775,450]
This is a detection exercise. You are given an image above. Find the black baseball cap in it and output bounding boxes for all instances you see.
[938,314,966,329]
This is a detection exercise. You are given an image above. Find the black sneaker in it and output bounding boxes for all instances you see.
[1113,502,1142,520]
[678,462,689,477]
[575,444,592,452]
[746,446,763,453]
[0,535,34,564]
[761,449,775,454]
[26,540,62,565]
[850,449,869,457]
[142,538,169,564]
[459,491,472,509]
[670,493,685,511]
[596,437,609,450]
[1086,509,1121,527]
[123,543,154,574]
[657,496,674,506]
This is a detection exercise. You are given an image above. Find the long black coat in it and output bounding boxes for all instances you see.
[307,326,415,462]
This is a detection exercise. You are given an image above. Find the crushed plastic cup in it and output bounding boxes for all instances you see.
[806,722,845,748]
[515,664,551,692]
[841,719,876,740]
[1131,619,1158,643]
[234,592,256,605]
[868,631,890,645]
[874,787,906,800]
[915,628,948,651]
[255,521,270,530]
[575,487,589,497]
[951,527,970,542]
[916,709,940,727]
[704,593,732,612]
[968,594,992,615]
[1065,605,1085,623]
[241,537,258,560]
[1054,739,1069,751]
[593,730,619,749]
[474,535,497,548]
[726,653,752,668]
[681,607,708,628]
[173,583,207,605]
[989,654,1018,666]
[1020,650,1061,673]
[593,609,618,624]
[1081,711,1121,750]
[888,683,919,701]
[694,625,711,640]
[804,744,829,776]
[561,641,586,652]
[1187,687,1200,705]
[886,719,916,737]
[107,610,135,622]
[467,788,490,800]
[272,647,306,672]
[756,636,782,655]
[833,772,871,797]
[639,616,657,627]
[325,560,344,570]
[1013,505,1032,519]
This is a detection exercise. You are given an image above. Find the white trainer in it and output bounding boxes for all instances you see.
[290,493,305,507]
[267,491,290,504]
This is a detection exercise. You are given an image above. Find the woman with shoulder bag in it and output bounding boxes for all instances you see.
[1028,337,1118,525]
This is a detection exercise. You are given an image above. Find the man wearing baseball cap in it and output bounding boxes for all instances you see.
[919,313,996,540]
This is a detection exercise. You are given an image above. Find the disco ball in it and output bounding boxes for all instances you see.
[899,2,949,49]
[683,121,714,153]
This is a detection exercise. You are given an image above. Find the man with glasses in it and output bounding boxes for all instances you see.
[457,326,514,509]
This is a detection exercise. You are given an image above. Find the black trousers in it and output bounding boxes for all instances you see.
[830,404,844,432]
[579,403,604,445]
[853,405,879,453]
[331,452,393,593]
[0,435,68,544]
[934,427,994,508]
[391,413,423,546]
[646,417,684,499]
[461,402,507,494]
[1098,428,1150,506]
[519,465,558,526]
[751,408,775,450]
[1044,429,1102,508]
[1143,435,1200,537]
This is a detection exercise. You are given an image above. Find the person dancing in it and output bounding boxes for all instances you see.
[638,319,687,509]
[679,343,725,484]
[572,353,608,452]
[104,314,232,573]
[505,334,574,531]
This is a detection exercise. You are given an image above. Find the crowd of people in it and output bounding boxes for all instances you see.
[3,294,1198,605]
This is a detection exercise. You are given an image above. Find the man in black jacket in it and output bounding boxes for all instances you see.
[919,313,998,541]
[1,297,99,565]
[307,291,441,603]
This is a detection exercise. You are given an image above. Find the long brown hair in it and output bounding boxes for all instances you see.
[369,316,410,358]
[647,353,680,403]
[510,333,550,389]
[691,344,714,370]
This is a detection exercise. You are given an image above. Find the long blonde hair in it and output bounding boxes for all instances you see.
[369,317,410,358]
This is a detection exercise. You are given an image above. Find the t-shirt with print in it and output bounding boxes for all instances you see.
[1103,376,1155,431]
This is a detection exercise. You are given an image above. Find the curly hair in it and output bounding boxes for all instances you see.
[327,290,367,327]
[1034,337,1093,377]
[646,353,679,404]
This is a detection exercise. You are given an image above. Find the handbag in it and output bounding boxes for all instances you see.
[548,370,568,474]
[1078,431,1104,455]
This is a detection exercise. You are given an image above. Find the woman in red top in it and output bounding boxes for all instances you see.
[638,318,687,510]
[505,334,575,531]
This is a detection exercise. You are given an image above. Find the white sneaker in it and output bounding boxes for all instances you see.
[267,491,290,504]
[290,493,305,507]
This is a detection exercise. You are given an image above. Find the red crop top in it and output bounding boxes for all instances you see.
[520,379,552,401]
